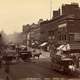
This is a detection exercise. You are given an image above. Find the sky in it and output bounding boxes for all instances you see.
[0,0,80,34]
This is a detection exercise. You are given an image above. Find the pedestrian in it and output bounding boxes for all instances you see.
[5,65,10,74]
[0,56,2,68]
[4,57,10,74]
[16,45,21,62]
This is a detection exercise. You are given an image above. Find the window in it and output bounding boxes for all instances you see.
[74,33,80,41]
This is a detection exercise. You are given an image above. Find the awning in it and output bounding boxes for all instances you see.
[20,45,26,48]
[57,44,70,51]
[40,42,47,47]
[32,43,35,45]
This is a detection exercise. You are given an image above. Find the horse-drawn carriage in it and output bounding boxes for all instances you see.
[2,44,32,64]
[19,50,32,61]
[17,45,32,61]
[2,44,17,64]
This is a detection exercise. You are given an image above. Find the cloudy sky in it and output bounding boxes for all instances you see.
[0,0,80,34]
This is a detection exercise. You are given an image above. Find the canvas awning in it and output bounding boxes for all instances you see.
[57,44,70,51]
[40,42,47,47]
[20,45,26,48]
[32,43,35,45]
[57,43,80,51]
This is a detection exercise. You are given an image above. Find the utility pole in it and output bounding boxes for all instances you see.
[50,0,52,19]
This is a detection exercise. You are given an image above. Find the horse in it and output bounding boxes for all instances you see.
[32,52,42,59]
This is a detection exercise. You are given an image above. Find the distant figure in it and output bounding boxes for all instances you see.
[0,34,5,68]
[5,60,10,74]
[0,56,2,68]
[16,45,21,61]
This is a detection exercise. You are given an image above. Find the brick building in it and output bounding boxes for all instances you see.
[30,23,40,44]
[53,15,80,44]
[23,19,43,47]
[40,3,80,45]
[40,19,57,43]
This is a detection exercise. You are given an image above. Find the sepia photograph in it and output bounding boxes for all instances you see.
[0,0,80,80]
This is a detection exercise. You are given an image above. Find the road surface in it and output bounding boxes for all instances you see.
[0,50,80,80]
[0,57,80,80]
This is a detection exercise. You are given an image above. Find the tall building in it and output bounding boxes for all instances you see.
[30,23,40,42]
[40,3,80,45]
[40,19,57,43]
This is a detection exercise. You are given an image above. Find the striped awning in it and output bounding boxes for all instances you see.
[57,43,80,51]
[57,44,70,51]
